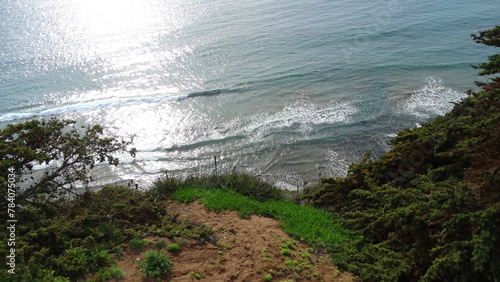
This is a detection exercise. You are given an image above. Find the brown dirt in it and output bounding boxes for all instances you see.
[113,200,358,282]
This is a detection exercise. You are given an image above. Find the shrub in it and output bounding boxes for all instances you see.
[129,238,147,250]
[155,240,167,250]
[138,250,174,280]
[166,243,181,253]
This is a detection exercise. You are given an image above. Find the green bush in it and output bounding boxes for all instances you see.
[138,250,174,280]
[166,243,181,253]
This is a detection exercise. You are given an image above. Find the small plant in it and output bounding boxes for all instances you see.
[191,271,202,279]
[166,243,181,253]
[130,238,147,250]
[207,259,224,269]
[280,248,292,256]
[263,273,273,281]
[280,240,296,250]
[138,250,174,280]
[218,251,224,256]
[334,269,342,277]
[155,240,167,250]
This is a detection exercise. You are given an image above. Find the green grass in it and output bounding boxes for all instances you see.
[171,187,351,247]
[151,173,285,201]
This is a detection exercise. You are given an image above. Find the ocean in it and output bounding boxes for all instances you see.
[1,0,498,189]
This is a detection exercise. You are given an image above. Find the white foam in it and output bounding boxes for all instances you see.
[244,100,357,137]
[0,93,190,122]
[400,77,466,119]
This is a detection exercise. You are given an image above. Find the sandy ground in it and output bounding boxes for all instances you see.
[113,200,358,282]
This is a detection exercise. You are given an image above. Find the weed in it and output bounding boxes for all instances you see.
[263,273,273,281]
[191,271,202,279]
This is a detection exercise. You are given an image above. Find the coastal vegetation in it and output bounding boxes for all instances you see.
[0,25,498,281]
[0,174,350,281]
[313,26,500,281]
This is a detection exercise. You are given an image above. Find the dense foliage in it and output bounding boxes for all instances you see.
[0,186,214,281]
[0,118,135,208]
[313,26,500,281]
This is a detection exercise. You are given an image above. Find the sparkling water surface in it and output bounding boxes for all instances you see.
[1,0,498,188]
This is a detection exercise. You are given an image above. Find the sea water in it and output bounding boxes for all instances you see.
[1,0,498,189]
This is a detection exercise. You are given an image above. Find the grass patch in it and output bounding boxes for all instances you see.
[171,187,351,247]
[151,173,285,201]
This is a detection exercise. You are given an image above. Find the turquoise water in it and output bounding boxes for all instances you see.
[1,0,498,188]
